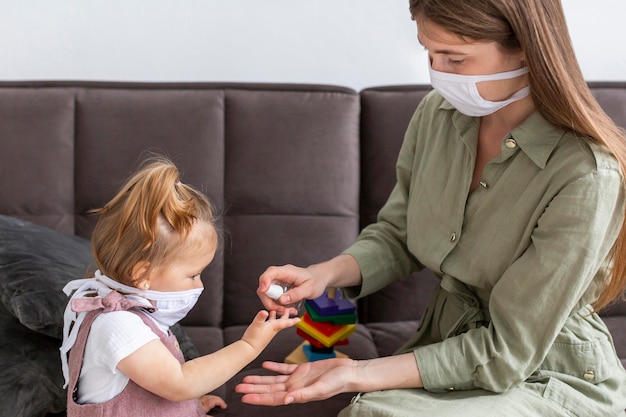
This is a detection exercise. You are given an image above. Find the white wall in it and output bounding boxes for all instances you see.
[1,0,624,91]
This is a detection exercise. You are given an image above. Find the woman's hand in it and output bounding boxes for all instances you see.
[236,353,423,406]
[257,264,327,313]
[235,358,357,405]
[257,255,363,314]
[241,310,301,353]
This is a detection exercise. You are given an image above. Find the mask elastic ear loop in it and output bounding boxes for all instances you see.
[428,59,529,83]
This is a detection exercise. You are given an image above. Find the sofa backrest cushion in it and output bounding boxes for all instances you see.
[0,82,360,328]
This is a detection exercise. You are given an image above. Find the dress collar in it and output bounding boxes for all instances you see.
[440,99,567,169]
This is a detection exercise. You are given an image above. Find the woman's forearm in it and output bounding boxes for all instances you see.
[308,254,363,289]
[350,353,423,393]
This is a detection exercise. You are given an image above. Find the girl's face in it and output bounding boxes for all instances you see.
[142,223,217,293]
[416,17,528,102]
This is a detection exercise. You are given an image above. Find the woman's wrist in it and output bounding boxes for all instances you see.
[351,354,423,393]
[308,254,361,289]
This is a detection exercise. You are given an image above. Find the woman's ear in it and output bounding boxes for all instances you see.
[131,261,151,289]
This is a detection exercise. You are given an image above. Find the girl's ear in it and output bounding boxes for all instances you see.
[131,261,151,289]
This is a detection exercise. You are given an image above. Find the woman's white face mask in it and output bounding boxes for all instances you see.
[428,60,530,117]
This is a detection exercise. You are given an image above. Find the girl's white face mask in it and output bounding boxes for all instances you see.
[93,271,204,327]
[428,60,530,117]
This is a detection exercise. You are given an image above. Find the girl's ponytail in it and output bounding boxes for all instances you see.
[91,158,216,286]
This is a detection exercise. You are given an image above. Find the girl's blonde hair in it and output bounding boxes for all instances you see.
[409,0,626,310]
[90,157,217,286]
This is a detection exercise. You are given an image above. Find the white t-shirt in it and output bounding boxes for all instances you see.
[76,310,165,404]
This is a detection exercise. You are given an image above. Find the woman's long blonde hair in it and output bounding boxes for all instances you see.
[409,0,626,310]
[90,157,217,286]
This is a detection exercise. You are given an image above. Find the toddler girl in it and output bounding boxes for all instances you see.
[60,158,299,416]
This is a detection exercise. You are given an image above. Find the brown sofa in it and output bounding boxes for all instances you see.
[0,81,624,417]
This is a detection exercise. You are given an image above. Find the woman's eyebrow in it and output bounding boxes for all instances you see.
[417,33,468,55]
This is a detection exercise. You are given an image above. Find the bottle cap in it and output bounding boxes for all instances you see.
[265,284,285,300]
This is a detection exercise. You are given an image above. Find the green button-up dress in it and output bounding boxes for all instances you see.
[341,91,626,416]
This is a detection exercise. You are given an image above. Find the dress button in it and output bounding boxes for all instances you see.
[505,138,517,148]
[450,232,457,242]
[583,370,595,381]
[479,180,488,189]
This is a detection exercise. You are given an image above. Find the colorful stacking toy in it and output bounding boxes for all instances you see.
[286,288,357,363]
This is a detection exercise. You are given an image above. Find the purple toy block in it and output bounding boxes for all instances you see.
[307,289,356,316]
[307,291,339,315]
[335,296,356,314]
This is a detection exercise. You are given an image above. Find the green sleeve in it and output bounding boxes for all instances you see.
[415,166,625,392]
[342,101,426,299]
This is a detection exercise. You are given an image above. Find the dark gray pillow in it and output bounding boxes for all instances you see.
[0,215,94,338]
[0,215,199,357]
[0,301,66,417]
[0,215,200,414]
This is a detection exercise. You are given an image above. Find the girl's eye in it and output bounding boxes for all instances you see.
[449,58,465,65]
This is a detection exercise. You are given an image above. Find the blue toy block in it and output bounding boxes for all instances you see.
[303,344,337,362]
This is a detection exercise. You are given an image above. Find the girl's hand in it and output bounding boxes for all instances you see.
[199,394,227,415]
[241,310,300,352]
[235,358,357,405]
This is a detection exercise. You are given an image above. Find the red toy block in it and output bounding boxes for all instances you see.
[296,312,356,347]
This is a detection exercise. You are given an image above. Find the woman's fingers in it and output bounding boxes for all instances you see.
[239,391,291,406]
[261,361,299,374]
[240,373,290,385]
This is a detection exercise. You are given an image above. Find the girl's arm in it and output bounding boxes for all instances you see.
[117,310,299,401]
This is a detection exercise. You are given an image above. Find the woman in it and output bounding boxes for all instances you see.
[236,0,626,415]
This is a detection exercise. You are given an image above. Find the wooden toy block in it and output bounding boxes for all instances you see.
[307,293,339,315]
[335,296,357,314]
[305,302,356,324]
[303,344,336,361]
[296,328,326,348]
[307,289,356,316]
[296,328,350,348]
[296,312,356,347]
[308,344,335,354]
[298,312,348,337]
[285,341,348,364]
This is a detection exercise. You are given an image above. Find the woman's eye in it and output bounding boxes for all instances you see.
[449,58,465,65]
